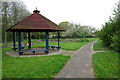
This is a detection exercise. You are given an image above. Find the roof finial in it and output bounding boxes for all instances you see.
[33,7,40,14]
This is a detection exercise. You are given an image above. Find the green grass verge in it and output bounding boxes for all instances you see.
[93,40,108,51]
[0,47,1,79]
[32,38,98,51]
[92,39,119,78]
[2,38,98,50]
[2,38,97,78]
[86,38,98,41]
[92,52,119,78]
[32,41,90,51]
[2,48,70,78]
[50,42,89,51]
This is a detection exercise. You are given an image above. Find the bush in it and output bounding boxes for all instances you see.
[110,31,120,52]
[98,1,120,52]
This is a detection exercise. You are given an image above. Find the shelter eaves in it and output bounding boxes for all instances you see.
[7,10,64,32]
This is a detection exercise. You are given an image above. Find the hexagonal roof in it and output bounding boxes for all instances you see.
[7,10,65,32]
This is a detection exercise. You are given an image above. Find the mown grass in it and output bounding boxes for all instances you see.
[49,42,89,51]
[32,38,98,51]
[2,38,97,78]
[86,38,98,41]
[92,39,119,78]
[2,48,70,78]
[92,52,119,78]
[2,38,97,49]
[0,45,1,79]
[93,40,108,51]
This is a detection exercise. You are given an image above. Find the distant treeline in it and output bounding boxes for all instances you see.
[59,21,97,39]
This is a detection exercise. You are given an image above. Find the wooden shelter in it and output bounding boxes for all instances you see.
[6,9,65,55]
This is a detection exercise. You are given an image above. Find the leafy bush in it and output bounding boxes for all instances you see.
[99,19,120,52]
[98,20,117,46]
[110,31,120,52]
[98,1,120,52]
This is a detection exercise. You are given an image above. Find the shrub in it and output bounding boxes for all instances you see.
[98,1,120,52]
[110,31,120,52]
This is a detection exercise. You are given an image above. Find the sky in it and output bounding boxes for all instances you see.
[22,0,119,29]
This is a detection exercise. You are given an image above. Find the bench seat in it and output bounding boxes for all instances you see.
[19,49,48,55]
[13,46,29,50]
[49,45,61,49]
[21,49,47,52]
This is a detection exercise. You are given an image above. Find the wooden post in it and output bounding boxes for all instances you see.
[18,32,22,55]
[28,32,31,49]
[58,31,60,50]
[13,32,16,51]
[45,32,49,54]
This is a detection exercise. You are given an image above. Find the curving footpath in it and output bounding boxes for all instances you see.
[55,40,97,78]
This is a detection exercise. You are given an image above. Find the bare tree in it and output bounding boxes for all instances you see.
[1,1,30,43]
[1,2,10,43]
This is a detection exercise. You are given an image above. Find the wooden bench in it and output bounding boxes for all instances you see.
[49,45,61,50]
[19,49,48,55]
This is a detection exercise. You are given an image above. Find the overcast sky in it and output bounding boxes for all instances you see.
[22,0,119,29]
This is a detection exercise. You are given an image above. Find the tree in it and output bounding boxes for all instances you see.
[10,2,30,24]
[59,21,73,30]
[59,22,93,38]
[2,2,10,43]
[1,1,30,43]
[98,1,120,52]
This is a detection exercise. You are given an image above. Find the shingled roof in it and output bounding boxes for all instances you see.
[7,9,65,32]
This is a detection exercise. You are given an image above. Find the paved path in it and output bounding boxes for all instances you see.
[55,40,97,78]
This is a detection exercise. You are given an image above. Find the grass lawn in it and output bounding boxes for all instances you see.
[32,38,98,51]
[2,38,98,50]
[2,38,97,78]
[49,42,89,51]
[93,40,108,51]
[92,52,119,78]
[2,48,70,78]
[0,47,1,79]
[92,40,119,78]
